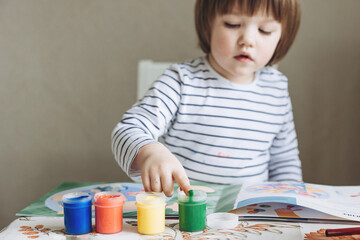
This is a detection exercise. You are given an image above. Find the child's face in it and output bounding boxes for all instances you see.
[208,7,282,84]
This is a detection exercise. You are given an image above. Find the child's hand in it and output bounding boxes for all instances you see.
[132,142,191,197]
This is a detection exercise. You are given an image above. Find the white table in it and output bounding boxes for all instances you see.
[2,216,360,239]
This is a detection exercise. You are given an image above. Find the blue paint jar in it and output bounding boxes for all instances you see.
[62,192,92,235]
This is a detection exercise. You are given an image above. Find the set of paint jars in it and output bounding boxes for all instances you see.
[62,191,125,235]
[62,189,207,235]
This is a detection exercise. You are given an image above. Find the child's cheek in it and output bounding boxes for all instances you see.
[211,32,233,57]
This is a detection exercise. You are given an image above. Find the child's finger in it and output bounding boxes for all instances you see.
[141,169,151,192]
[173,171,191,195]
[161,173,174,197]
[150,174,162,192]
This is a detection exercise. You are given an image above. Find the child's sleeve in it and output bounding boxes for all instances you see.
[111,65,182,179]
[268,96,303,182]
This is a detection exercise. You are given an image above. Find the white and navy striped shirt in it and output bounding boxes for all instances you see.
[112,57,302,184]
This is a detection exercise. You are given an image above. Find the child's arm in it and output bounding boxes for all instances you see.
[132,142,191,197]
[268,97,303,182]
[112,64,190,196]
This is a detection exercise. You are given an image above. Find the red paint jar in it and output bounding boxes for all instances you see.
[94,192,124,234]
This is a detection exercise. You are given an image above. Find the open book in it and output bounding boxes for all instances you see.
[17,181,360,224]
[230,182,360,224]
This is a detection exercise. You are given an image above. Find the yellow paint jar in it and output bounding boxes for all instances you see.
[136,192,166,235]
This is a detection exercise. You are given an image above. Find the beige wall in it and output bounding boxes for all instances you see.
[0,0,359,228]
[282,0,360,185]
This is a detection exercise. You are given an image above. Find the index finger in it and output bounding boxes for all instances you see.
[173,171,191,195]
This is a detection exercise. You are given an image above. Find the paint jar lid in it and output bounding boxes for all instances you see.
[62,192,92,208]
[136,192,165,206]
[206,213,238,229]
[94,191,124,207]
[178,190,206,203]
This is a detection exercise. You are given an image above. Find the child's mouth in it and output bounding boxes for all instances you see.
[235,54,252,62]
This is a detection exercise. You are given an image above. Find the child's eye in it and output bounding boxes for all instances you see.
[224,22,240,29]
[259,28,272,35]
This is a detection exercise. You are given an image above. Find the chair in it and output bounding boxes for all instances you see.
[137,60,173,100]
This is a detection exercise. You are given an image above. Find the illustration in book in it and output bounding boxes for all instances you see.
[17,181,240,218]
[233,182,360,223]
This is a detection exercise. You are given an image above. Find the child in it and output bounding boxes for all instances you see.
[112,0,302,197]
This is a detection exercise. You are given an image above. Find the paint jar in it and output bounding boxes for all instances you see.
[94,192,125,234]
[136,192,166,235]
[62,192,92,235]
[178,189,207,232]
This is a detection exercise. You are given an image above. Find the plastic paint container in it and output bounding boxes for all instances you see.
[94,192,125,234]
[62,192,92,235]
[206,212,238,229]
[136,192,166,235]
[178,190,207,232]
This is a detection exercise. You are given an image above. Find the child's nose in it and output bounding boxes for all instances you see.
[237,28,255,47]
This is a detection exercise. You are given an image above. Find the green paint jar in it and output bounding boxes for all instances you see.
[178,190,207,232]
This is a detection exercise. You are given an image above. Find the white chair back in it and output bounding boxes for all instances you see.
[137,60,172,100]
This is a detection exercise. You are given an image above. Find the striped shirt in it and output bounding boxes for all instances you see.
[112,57,302,184]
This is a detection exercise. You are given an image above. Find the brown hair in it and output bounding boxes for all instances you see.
[195,0,301,66]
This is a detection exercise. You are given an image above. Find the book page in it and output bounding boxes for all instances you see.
[234,182,360,222]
